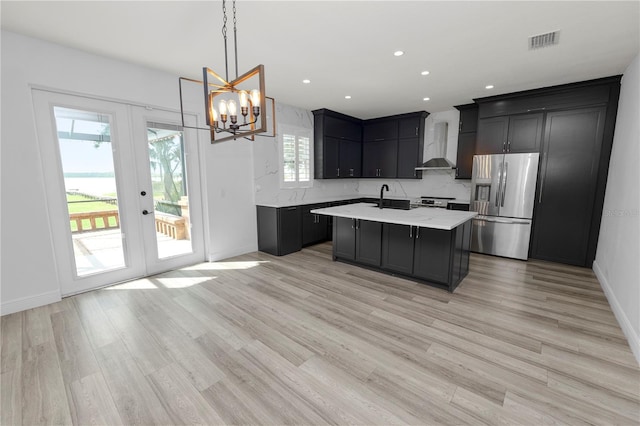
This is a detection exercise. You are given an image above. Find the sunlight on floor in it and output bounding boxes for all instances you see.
[105,278,158,290]
[184,260,269,271]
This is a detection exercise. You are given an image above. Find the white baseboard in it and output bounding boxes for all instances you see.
[208,243,258,262]
[1,290,61,316]
[593,260,640,365]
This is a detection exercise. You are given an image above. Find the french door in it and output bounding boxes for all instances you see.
[32,89,205,295]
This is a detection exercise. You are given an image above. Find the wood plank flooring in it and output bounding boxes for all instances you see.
[2,242,639,425]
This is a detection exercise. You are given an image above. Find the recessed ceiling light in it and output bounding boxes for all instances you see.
[421,71,430,76]
[393,50,404,56]
[345,95,352,99]
[302,79,311,84]
[485,85,494,89]
[423,97,430,101]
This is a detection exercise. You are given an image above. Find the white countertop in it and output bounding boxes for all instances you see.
[311,203,477,230]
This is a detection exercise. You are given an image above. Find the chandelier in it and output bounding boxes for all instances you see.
[179,0,275,143]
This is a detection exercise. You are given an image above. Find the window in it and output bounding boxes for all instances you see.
[280,125,312,188]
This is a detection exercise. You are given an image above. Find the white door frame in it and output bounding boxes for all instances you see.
[32,88,206,296]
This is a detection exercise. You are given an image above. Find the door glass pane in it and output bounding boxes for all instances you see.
[147,123,193,259]
[54,107,126,276]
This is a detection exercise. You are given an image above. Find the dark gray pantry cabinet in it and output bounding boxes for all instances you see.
[313,109,428,180]
[474,76,622,267]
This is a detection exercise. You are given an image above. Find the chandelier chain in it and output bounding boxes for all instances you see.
[233,0,238,79]
[221,0,229,81]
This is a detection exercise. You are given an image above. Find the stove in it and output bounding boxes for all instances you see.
[411,196,456,209]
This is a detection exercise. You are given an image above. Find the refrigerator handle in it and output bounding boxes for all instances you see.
[501,162,508,207]
[495,163,503,207]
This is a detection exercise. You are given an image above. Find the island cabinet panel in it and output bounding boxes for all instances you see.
[413,227,452,285]
[257,206,302,256]
[355,220,382,266]
[302,203,329,246]
[381,223,415,275]
[333,217,356,260]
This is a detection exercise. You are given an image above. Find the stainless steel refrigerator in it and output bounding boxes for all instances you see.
[470,153,539,260]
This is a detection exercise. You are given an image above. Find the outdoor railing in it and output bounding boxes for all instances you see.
[70,210,186,240]
[70,211,119,233]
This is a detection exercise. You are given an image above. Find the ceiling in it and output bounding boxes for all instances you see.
[2,1,639,119]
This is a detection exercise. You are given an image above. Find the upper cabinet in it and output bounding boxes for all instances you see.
[454,104,478,179]
[313,109,362,179]
[476,113,543,155]
[314,109,427,180]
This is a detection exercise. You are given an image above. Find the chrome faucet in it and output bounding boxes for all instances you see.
[379,184,389,209]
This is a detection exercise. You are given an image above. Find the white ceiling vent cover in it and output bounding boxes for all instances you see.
[529,31,560,49]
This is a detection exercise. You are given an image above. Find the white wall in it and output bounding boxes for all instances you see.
[593,53,640,364]
[253,105,471,206]
[1,31,257,313]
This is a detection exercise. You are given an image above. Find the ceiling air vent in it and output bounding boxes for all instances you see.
[529,31,560,49]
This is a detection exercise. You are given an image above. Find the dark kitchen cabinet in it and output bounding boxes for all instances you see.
[355,220,382,266]
[476,113,543,155]
[333,217,356,260]
[475,76,622,267]
[397,112,427,179]
[413,227,452,284]
[531,107,606,266]
[313,109,362,179]
[362,139,398,178]
[363,120,397,141]
[398,116,422,138]
[333,217,381,266]
[339,139,362,178]
[302,203,329,246]
[454,104,478,179]
[257,205,302,256]
[381,223,415,275]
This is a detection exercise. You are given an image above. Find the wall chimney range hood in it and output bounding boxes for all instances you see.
[415,121,455,170]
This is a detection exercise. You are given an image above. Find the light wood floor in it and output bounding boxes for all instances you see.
[2,242,639,425]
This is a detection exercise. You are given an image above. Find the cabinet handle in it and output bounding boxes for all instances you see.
[502,141,507,152]
[350,168,354,177]
[409,226,413,238]
[415,126,418,136]
[375,138,384,141]
[337,168,340,177]
[355,219,360,230]
[526,107,546,112]
[508,140,511,152]
[459,121,463,132]
[351,218,355,229]
[286,207,297,211]
[456,168,459,177]
[416,227,420,239]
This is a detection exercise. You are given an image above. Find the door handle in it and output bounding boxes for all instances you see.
[496,163,502,206]
[501,162,508,207]
[142,209,152,215]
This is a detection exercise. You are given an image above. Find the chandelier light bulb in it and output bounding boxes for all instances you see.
[239,91,249,108]
[250,89,261,106]
[228,99,237,116]
[219,100,227,115]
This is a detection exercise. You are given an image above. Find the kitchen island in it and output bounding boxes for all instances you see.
[311,203,477,292]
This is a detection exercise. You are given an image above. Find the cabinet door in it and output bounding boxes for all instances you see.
[302,204,328,246]
[363,120,398,141]
[531,107,605,266]
[325,115,361,140]
[379,139,398,178]
[455,132,476,179]
[507,113,543,153]
[323,136,340,178]
[333,217,356,260]
[413,227,452,284]
[381,223,414,274]
[339,140,362,178]
[356,220,382,266]
[362,140,383,177]
[459,107,479,133]
[476,116,508,154]
[397,137,420,179]
[398,117,421,139]
[278,207,302,255]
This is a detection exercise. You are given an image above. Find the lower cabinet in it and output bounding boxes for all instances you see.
[257,206,302,256]
[336,219,473,292]
[333,217,382,266]
[302,203,328,246]
[381,223,415,275]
